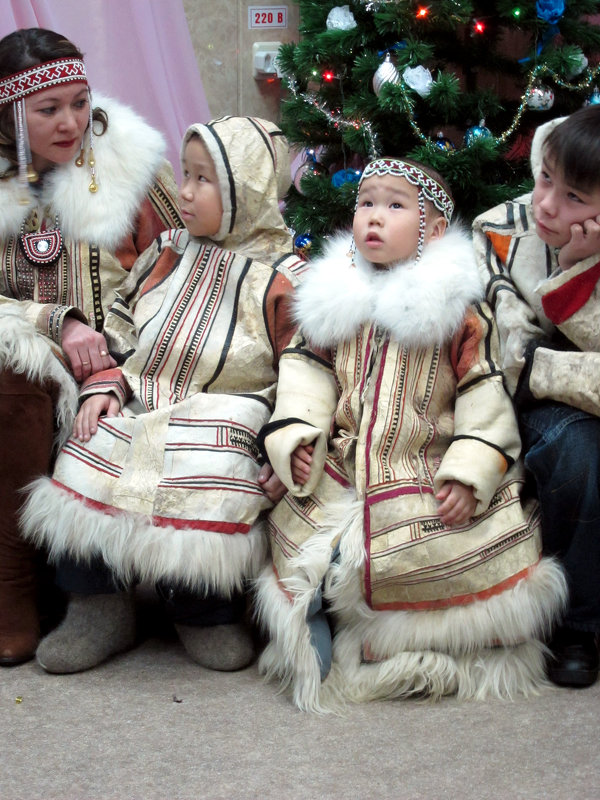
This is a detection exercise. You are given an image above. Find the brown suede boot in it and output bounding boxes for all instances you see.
[0,369,54,666]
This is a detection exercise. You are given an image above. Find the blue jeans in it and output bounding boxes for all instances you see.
[520,402,600,632]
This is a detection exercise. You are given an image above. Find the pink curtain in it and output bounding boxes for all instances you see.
[1,0,211,178]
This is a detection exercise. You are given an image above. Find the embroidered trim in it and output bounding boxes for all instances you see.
[0,58,87,106]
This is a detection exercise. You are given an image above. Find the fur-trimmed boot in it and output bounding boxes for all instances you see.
[36,591,137,674]
[0,369,54,666]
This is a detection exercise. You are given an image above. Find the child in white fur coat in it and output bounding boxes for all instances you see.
[255,157,567,711]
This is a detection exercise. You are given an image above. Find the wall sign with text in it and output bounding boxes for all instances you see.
[248,6,288,28]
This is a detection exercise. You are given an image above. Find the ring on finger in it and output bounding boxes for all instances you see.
[100,350,108,357]
[82,360,90,365]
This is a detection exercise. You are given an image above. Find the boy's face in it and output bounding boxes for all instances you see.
[179,137,223,238]
[352,174,445,267]
[533,155,600,249]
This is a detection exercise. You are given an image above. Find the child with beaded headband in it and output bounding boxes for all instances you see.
[254,155,566,711]
[0,27,182,667]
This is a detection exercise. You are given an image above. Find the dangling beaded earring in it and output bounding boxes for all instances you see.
[75,88,97,193]
[13,98,38,204]
[87,88,97,193]
[414,190,426,264]
[346,237,357,267]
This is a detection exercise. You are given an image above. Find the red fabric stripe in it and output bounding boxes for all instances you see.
[542,259,600,324]
[371,560,540,611]
[51,480,251,534]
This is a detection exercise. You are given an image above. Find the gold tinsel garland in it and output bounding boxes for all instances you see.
[286,62,600,159]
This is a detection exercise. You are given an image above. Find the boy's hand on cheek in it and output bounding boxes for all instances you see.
[558,214,600,270]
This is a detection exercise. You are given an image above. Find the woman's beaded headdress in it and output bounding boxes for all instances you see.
[0,57,96,198]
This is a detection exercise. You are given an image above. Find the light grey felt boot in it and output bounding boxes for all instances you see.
[175,622,255,671]
[36,591,136,674]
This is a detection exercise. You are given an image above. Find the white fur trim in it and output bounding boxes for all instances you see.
[322,634,549,706]
[21,477,267,593]
[294,226,483,349]
[530,116,566,179]
[0,306,77,448]
[0,95,167,249]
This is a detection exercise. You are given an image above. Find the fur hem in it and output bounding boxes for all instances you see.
[21,477,267,594]
[294,226,483,349]
[255,567,329,712]
[327,555,567,657]
[321,635,550,707]
[254,492,566,712]
[0,306,77,448]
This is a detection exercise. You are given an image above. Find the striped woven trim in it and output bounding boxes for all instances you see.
[360,158,454,222]
[0,58,87,106]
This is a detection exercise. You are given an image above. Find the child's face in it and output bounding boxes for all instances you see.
[533,155,600,249]
[179,137,223,238]
[352,174,445,267]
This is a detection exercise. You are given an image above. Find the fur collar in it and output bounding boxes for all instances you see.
[294,225,483,349]
[0,95,167,249]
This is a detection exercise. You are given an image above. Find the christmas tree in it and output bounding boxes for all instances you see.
[277,0,600,255]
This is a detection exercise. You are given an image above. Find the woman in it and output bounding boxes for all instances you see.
[0,28,182,665]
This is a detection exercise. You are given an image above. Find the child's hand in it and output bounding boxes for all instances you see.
[558,214,600,270]
[291,443,314,486]
[74,394,119,442]
[435,480,477,526]
[258,463,287,504]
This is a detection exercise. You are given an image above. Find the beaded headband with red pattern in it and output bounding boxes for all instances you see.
[0,57,87,106]
[360,157,454,223]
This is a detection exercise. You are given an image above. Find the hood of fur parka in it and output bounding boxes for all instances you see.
[182,116,293,264]
[294,226,484,350]
[0,94,168,249]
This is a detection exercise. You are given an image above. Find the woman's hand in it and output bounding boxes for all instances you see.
[62,316,116,382]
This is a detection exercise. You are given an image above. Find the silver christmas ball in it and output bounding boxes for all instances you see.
[373,52,399,97]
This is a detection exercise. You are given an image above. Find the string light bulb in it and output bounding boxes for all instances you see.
[416,6,429,18]
[322,69,336,82]
[473,19,486,34]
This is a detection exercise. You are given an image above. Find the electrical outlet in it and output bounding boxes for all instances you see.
[252,41,283,79]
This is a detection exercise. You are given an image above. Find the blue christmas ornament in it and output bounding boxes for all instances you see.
[464,119,492,147]
[585,87,600,106]
[536,0,565,25]
[294,233,313,259]
[331,168,362,188]
[434,132,456,151]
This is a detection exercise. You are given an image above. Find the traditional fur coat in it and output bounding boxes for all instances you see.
[21,117,306,597]
[0,95,182,446]
[256,226,567,711]
[473,117,600,408]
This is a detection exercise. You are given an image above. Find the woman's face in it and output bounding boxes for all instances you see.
[25,82,89,173]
